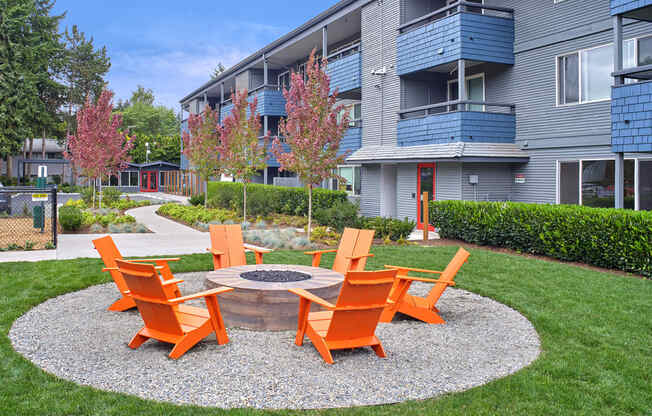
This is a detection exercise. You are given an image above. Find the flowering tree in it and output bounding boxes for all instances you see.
[272,50,349,240]
[182,106,222,207]
[220,89,268,222]
[65,89,132,208]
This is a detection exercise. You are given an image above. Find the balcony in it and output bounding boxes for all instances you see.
[610,0,652,19]
[180,119,190,170]
[612,80,652,152]
[220,85,287,120]
[396,2,514,76]
[339,125,362,156]
[397,101,515,147]
[326,44,361,95]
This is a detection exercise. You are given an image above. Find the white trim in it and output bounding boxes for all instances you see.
[555,160,561,204]
[635,159,640,211]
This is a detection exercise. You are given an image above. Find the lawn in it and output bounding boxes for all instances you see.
[0,246,650,415]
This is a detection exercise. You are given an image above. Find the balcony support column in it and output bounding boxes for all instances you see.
[264,115,268,134]
[263,54,268,85]
[458,59,466,111]
[615,153,625,209]
[203,92,208,112]
[613,15,624,86]
[323,26,328,57]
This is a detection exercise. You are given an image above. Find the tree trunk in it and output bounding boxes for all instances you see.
[243,181,247,223]
[28,138,34,160]
[204,180,208,208]
[7,156,12,180]
[307,184,313,241]
[41,130,46,159]
[92,178,96,208]
[99,178,103,208]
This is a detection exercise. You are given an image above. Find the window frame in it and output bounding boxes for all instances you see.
[556,44,613,107]
[556,157,652,210]
[335,164,361,196]
[447,72,486,111]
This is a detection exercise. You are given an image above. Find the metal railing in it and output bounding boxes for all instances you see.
[399,100,515,120]
[327,42,361,64]
[399,1,514,34]
[612,64,652,81]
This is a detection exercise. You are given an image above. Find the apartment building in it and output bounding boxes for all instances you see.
[179,0,652,228]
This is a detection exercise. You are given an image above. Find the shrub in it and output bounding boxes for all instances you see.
[101,188,121,206]
[207,182,348,217]
[314,199,361,231]
[59,206,83,231]
[430,201,652,278]
[89,224,104,233]
[156,203,237,226]
[132,223,148,233]
[80,187,94,205]
[189,194,205,206]
[360,217,415,241]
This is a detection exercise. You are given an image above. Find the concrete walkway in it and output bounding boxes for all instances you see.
[0,201,205,263]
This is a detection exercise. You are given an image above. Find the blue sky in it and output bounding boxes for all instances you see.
[52,1,336,110]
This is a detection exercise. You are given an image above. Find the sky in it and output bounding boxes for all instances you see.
[52,0,337,110]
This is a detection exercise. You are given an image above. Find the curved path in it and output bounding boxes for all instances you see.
[10,272,541,410]
[56,204,209,259]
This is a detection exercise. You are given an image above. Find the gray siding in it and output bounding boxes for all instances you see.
[461,163,514,201]
[436,162,462,200]
[396,164,417,221]
[360,164,381,216]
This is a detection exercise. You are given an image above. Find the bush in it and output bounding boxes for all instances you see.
[189,194,205,206]
[80,187,94,205]
[207,182,348,217]
[314,199,361,231]
[156,203,237,226]
[361,217,415,241]
[59,205,82,231]
[101,188,122,206]
[430,201,652,278]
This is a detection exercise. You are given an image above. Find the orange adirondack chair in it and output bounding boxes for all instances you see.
[208,224,272,270]
[288,269,397,364]
[380,247,470,324]
[115,259,233,359]
[304,228,375,274]
[93,235,182,312]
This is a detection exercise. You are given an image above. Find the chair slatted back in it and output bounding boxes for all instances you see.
[425,248,470,307]
[115,260,183,336]
[209,224,247,269]
[325,269,396,342]
[93,236,128,294]
[331,228,375,274]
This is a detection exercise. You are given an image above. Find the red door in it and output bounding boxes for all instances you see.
[140,171,158,192]
[417,163,436,231]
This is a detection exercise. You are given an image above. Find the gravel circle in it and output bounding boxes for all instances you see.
[9,272,541,410]
[240,269,312,282]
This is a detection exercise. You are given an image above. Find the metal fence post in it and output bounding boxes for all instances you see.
[52,185,57,248]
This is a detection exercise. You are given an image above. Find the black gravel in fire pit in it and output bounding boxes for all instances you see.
[240,270,311,283]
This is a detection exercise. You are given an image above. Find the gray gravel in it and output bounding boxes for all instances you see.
[9,272,540,410]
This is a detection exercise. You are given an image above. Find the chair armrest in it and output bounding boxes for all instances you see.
[394,275,455,285]
[130,258,181,263]
[384,265,444,274]
[208,248,224,256]
[102,267,118,272]
[288,288,335,310]
[345,254,375,260]
[169,287,234,304]
[243,244,273,253]
[304,249,337,255]
[161,278,184,287]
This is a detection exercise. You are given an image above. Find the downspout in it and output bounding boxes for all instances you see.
[379,0,384,145]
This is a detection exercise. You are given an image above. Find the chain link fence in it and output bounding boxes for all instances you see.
[0,186,57,250]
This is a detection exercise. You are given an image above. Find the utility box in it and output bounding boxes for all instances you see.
[33,205,44,229]
[469,175,479,184]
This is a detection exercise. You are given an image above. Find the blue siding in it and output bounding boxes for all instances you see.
[611,0,652,15]
[220,89,287,120]
[397,12,514,76]
[611,81,652,152]
[327,52,362,94]
[397,112,516,147]
[340,127,362,156]
[266,141,290,167]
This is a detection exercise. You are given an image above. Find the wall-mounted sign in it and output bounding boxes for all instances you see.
[32,193,48,202]
[515,174,526,184]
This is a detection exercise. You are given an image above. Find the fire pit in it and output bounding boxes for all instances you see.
[205,264,344,331]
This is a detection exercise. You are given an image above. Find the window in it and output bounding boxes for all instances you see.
[559,162,580,204]
[130,171,139,187]
[278,71,290,91]
[337,102,362,127]
[638,36,652,66]
[120,171,139,187]
[121,172,130,186]
[558,45,611,105]
[558,159,651,210]
[336,166,361,196]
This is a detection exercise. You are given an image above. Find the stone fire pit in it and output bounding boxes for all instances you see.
[205,264,344,331]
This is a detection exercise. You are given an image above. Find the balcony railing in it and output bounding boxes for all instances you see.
[399,100,516,120]
[399,1,514,34]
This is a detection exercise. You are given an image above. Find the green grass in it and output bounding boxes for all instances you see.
[0,246,650,415]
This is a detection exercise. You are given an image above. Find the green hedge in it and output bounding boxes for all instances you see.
[430,201,652,277]
[207,182,348,217]
[58,206,82,231]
